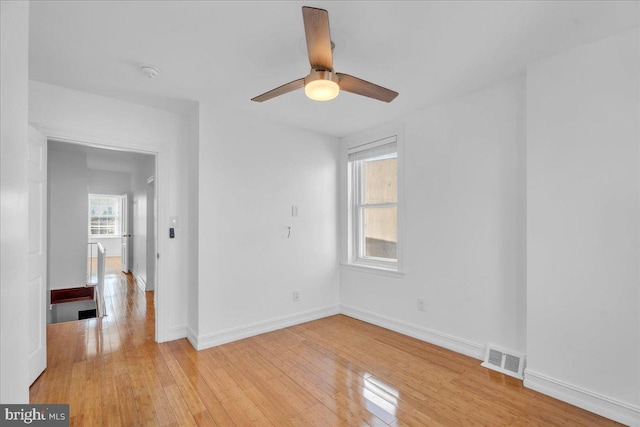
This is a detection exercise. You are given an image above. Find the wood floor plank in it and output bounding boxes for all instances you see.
[114,371,141,426]
[163,383,198,426]
[192,410,217,427]
[82,372,103,427]
[159,344,208,416]
[242,386,295,427]
[31,257,623,427]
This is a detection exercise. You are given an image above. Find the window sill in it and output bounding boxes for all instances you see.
[340,263,406,278]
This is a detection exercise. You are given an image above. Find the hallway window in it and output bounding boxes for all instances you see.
[89,195,121,235]
[348,135,399,270]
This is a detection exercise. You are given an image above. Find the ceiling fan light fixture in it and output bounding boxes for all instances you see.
[250,6,397,103]
[304,69,340,101]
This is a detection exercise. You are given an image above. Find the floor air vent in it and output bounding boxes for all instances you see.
[481,344,525,379]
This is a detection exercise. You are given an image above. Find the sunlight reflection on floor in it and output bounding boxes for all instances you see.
[362,373,399,423]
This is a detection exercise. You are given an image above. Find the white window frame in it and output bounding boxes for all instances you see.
[88,194,122,237]
[347,134,403,272]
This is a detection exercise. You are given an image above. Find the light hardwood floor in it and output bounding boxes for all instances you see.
[31,263,621,426]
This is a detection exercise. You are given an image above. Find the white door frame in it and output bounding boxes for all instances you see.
[120,193,130,273]
[32,125,162,342]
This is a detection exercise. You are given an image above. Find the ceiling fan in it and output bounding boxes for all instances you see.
[251,6,398,103]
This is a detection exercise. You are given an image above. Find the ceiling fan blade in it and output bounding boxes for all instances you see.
[337,73,399,103]
[302,6,333,71]
[251,78,305,102]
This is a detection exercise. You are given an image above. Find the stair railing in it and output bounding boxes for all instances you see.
[95,242,107,317]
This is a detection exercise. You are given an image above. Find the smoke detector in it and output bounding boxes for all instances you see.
[140,65,160,79]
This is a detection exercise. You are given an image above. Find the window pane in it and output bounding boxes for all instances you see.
[364,156,397,204]
[88,195,120,236]
[364,206,397,259]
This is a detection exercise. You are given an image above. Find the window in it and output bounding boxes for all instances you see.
[348,136,399,270]
[88,195,121,236]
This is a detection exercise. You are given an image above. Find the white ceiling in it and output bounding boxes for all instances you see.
[49,140,154,175]
[29,1,639,137]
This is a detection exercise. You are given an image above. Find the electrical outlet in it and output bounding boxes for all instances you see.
[293,290,300,302]
[417,298,425,312]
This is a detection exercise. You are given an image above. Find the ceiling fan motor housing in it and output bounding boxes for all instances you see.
[304,69,340,101]
[305,69,339,85]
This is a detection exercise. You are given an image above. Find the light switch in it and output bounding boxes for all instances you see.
[292,206,299,217]
[170,216,179,228]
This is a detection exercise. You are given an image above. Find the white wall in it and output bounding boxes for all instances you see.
[87,236,120,260]
[131,156,155,289]
[526,28,640,422]
[191,107,340,348]
[146,179,155,290]
[88,168,131,195]
[29,80,189,342]
[340,77,527,359]
[0,0,30,404]
[48,147,88,289]
[131,179,146,281]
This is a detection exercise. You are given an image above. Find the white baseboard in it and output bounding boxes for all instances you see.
[132,269,146,292]
[340,305,485,360]
[163,324,187,342]
[524,369,640,427]
[186,324,198,349]
[192,305,341,351]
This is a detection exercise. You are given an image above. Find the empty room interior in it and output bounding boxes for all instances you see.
[1,1,639,426]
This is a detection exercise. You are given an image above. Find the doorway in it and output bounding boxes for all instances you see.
[46,140,157,329]
[87,193,127,281]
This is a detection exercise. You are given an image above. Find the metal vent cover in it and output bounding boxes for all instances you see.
[488,349,503,366]
[504,353,521,374]
[481,344,525,379]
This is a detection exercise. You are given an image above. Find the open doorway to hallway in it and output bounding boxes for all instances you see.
[47,140,157,330]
